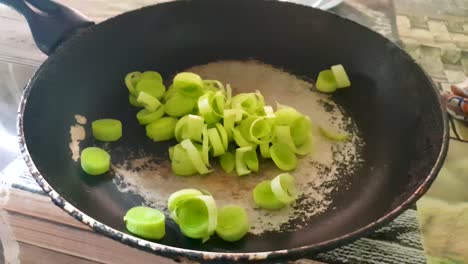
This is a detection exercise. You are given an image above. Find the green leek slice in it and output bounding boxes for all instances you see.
[252,180,286,210]
[124,206,165,240]
[216,205,249,242]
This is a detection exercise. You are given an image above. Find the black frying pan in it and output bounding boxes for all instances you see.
[3,0,448,262]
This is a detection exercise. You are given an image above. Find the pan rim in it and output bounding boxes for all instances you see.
[17,0,450,261]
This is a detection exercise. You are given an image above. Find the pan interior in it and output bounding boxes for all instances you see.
[22,0,445,253]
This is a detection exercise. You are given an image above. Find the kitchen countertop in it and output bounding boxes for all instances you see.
[0,0,467,263]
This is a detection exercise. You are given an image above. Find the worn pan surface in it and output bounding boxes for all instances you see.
[5,0,448,262]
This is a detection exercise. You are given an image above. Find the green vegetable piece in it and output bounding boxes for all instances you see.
[232,127,255,148]
[140,71,163,83]
[136,79,166,100]
[203,80,225,93]
[215,123,229,151]
[136,106,165,125]
[249,117,272,144]
[291,115,311,147]
[173,72,204,98]
[235,146,253,176]
[124,206,165,240]
[263,105,275,118]
[173,195,217,241]
[207,128,225,157]
[219,152,235,173]
[270,142,298,171]
[180,139,212,174]
[216,205,249,242]
[331,64,351,88]
[171,144,198,176]
[259,142,271,158]
[137,91,162,112]
[252,180,286,210]
[238,116,257,142]
[223,109,243,141]
[270,173,297,204]
[175,198,208,239]
[125,71,141,95]
[231,92,264,115]
[198,91,220,124]
[316,69,337,93]
[168,188,202,212]
[273,125,296,152]
[92,119,122,142]
[164,85,177,102]
[295,133,314,155]
[165,95,197,117]
[175,115,189,142]
[169,146,175,160]
[201,126,210,166]
[146,117,178,142]
[318,126,350,141]
[212,91,225,117]
[244,149,259,172]
[80,147,111,176]
[274,106,302,126]
[185,115,204,142]
[129,94,144,107]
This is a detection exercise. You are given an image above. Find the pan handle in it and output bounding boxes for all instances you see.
[0,0,94,55]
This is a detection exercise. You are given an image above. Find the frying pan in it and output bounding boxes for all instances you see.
[2,0,448,262]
